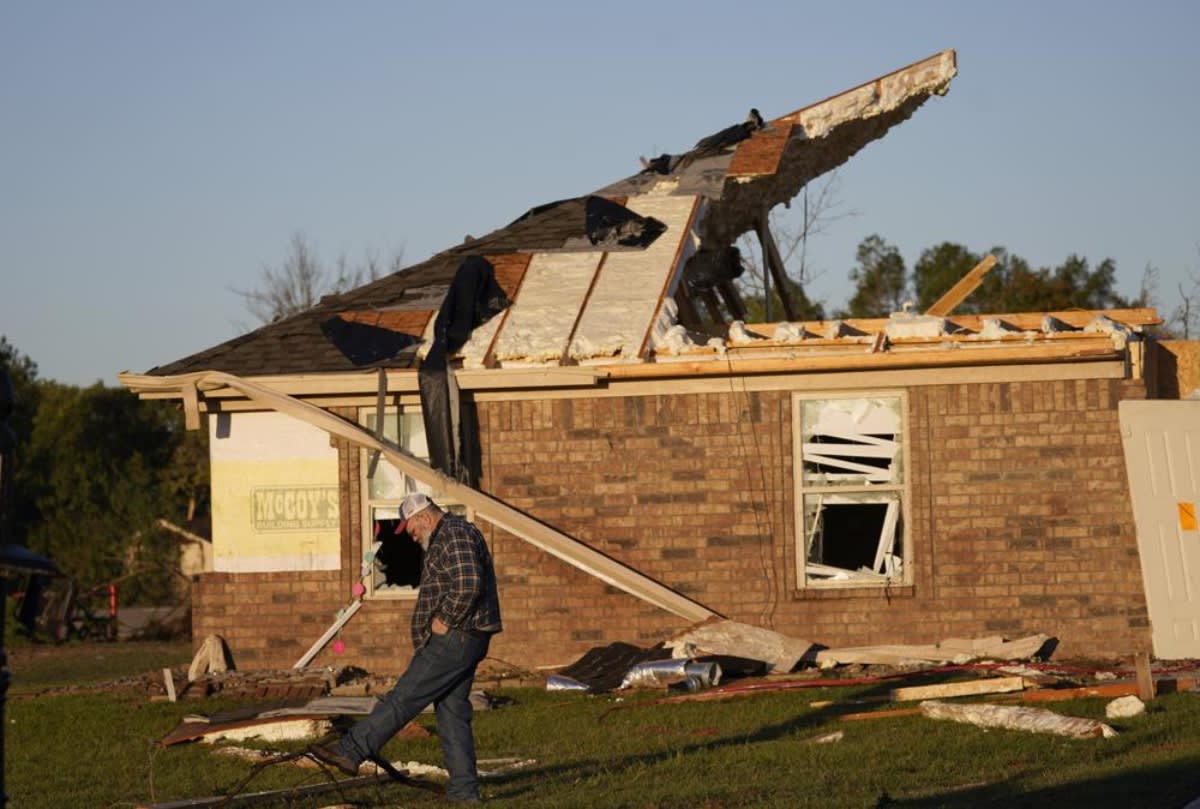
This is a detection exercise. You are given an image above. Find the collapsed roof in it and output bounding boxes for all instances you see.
[147,50,1074,383]
[125,48,1161,398]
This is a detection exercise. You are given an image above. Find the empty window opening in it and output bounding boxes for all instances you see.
[794,394,908,588]
[359,407,467,598]
[370,514,423,589]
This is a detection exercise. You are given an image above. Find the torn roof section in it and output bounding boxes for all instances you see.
[601,50,958,247]
[149,49,1126,385]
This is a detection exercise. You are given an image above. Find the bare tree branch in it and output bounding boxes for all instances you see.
[230,231,405,325]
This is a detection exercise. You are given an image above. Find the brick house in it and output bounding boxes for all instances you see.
[121,50,1186,672]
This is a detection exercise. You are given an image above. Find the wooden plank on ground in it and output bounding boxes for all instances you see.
[890,675,1026,702]
[839,707,922,721]
[1017,682,1139,702]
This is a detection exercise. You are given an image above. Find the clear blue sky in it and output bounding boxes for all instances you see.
[3,1,1197,386]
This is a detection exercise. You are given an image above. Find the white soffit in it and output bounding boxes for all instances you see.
[491,252,603,364]
[569,193,699,362]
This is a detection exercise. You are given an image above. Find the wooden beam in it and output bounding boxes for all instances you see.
[743,307,1161,340]
[716,279,747,322]
[757,217,797,321]
[699,289,726,326]
[609,341,1121,380]
[130,371,717,626]
[890,676,1026,702]
[925,254,999,317]
[1135,652,1155,701]
[1015,682,1140,702]
[673,287,707,333]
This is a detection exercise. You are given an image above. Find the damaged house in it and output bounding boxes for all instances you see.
[122,49,1200,672]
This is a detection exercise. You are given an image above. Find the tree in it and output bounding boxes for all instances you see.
[1167,248,1200,339]
[232,231,404,325]
[0,337,39,445]
[18,383,196,603]
[909,242,1135,316]
[912,242,985,312]
[841,234,907,318]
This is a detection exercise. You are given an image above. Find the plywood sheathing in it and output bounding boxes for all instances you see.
[702,49,957,247]
[336,309,435,338]
[458,253,533,368]
[1152,339,1200,399]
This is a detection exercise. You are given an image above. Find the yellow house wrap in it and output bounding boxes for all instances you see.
[209,410,340,572]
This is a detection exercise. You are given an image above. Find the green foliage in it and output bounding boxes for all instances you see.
[842,234,908,318]
[0,336,40,442]
[852,238,1135,318]
[11,375,208,603]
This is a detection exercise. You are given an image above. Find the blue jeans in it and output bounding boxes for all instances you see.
[336,628,490,800]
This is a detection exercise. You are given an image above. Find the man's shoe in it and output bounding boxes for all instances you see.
[306,742,359,776]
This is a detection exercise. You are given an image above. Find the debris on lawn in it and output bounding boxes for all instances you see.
[213,747,535,780]
[805,730,844,744]
[159,692,494,746]
[1106,695,1147,719]
[187,634,233,681]
[813,634,1054,667]
[889,675,1027,702]
[619,659,722,691]
[919,700,1118,738]
[664,618,816,672]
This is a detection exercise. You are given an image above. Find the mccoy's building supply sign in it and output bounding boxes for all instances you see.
[252,486,339,531]
[210,411,341,572]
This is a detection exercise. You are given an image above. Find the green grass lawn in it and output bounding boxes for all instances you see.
[7,643,1200,808]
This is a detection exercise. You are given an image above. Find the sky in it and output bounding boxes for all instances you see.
[2,1,1198,386]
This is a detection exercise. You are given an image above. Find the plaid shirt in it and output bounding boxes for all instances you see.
[410,513,503,649]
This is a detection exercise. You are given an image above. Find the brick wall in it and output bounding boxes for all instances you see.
[196,376,1152,672]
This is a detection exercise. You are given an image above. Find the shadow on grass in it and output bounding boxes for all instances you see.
[877,756,1200,809]
[484,678,1200,808]
[484,678,904,802]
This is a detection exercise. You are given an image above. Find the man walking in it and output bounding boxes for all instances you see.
[310,492,502,802]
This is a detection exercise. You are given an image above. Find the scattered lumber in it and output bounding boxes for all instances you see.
[890,675,1026,702]
[1016,682,1140,703]
[840,707,922,721]
[919,700,1117,738]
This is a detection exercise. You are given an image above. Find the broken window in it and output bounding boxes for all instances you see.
[359,407,466,598]
[793,393,908,587]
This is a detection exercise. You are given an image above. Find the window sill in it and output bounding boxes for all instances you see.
[793,584,915,600]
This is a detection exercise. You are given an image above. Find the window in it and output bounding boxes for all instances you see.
[359,407,466,598]
[793,392,908,588]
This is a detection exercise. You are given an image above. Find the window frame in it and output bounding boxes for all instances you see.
[791,390,912,590]
[357,405,467,600]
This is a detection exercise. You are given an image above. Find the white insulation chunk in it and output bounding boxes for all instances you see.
[920,700,1117,739]
[491,252,603,363]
